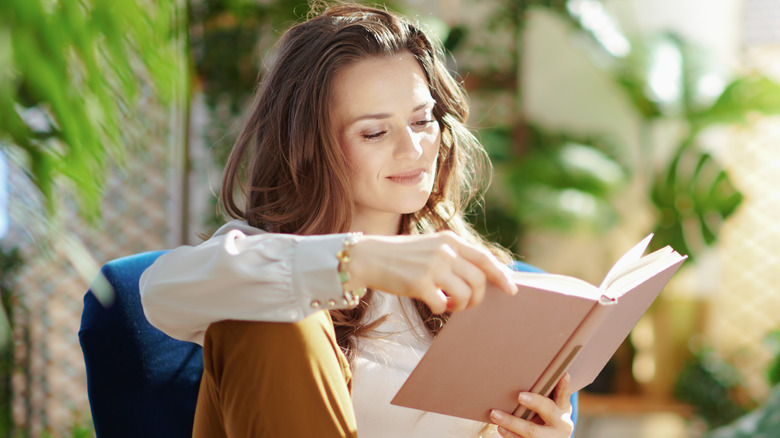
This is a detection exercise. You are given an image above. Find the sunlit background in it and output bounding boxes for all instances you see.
[2,0,780,436]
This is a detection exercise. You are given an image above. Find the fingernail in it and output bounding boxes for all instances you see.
[501,270,517,294]
[497,426,508,435]
[490,409,506,422]
[518,392,531,403]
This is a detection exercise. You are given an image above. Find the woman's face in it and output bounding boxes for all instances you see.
[331,51,441,234]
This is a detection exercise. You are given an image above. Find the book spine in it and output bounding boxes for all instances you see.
[512,296,615,420]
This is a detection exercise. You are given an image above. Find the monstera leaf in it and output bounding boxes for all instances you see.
[648,74,780,257]
[565,24,780,260]
[650,142,742,258]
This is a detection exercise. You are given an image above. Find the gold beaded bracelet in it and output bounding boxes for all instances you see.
[337,232,368,307]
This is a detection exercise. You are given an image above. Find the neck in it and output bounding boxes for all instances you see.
[350,211,402,235]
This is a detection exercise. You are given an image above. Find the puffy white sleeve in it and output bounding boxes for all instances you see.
[139,220,351,345]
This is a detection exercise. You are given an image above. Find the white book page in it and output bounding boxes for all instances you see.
[511,271,601,300]
[598,234,654,289]
[603,248,685,296]
[510,234,684,301]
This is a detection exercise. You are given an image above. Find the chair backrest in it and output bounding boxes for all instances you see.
[79,251,203,438]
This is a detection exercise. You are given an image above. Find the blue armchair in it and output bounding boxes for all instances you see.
[79,251,203,438]
[78,254,575,436]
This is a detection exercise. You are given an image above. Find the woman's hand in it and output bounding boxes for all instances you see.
[346,231,517,314]
[489,374,574,438]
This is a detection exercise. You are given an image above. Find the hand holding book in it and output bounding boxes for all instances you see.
[489,373,575,437]
[391,234,687,424]
[346,231,518,314]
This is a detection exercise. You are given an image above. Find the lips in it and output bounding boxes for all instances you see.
[387,168,426,186]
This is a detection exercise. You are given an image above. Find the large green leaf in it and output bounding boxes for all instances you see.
[0,0,181,220]
[693,76,780,127]
[558,22,753,260]
[645,74,780,260]
[650,141,742,258]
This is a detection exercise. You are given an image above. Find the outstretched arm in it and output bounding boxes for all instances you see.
[140,221,518,345]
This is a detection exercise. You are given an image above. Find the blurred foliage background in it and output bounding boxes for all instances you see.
[3,0,780,436]
[467,0,780,262]
[1,0,182,435]
[0,0,181,219]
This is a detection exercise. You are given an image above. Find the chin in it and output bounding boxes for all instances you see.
[399,197,432,215]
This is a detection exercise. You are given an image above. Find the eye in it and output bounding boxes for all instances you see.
[413,119,435,128]
[362,130,387,140]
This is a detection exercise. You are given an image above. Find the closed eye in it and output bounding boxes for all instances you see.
[363,131,387,140]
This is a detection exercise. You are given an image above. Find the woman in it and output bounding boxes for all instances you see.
[140,2,575,437]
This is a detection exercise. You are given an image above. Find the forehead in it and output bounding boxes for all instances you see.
[330,52,433,122]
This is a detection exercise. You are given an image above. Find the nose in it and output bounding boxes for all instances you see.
[393,127,424,160]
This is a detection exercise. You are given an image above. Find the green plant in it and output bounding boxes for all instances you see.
[459,0,780,262]
[703,385,780,438]
[764,330,780,386]
[699,331,780,437]
[1,0,180,434]
[615,35,780,257]
[673,348,751,428]
[474,124,626,251]
[0,0,181,220]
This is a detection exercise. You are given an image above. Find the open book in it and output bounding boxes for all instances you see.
[391,234,687,423]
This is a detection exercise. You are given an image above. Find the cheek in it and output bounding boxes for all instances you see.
[428,122,441,149]
[345,146,383,181]
[425,129,442,162]
[340,139,366,178]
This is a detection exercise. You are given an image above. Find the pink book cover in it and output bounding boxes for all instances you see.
[391,237,686,423]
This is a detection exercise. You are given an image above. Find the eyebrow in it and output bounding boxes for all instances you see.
[348,101,436,125]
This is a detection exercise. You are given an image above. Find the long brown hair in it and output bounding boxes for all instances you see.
[220,1,513,360]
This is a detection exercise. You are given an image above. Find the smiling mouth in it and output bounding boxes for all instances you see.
[387,168,426,186]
